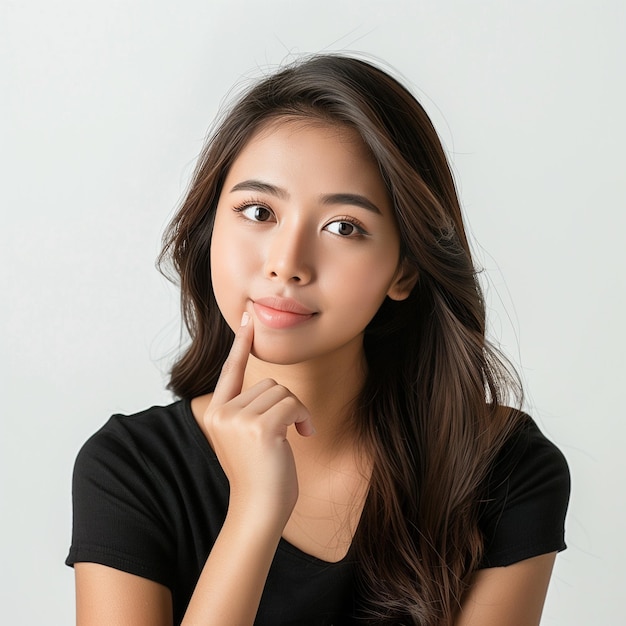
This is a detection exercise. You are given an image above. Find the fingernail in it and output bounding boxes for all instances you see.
[240,312,250,327]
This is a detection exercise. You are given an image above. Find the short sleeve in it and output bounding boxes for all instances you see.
[478,417,570,568]
[65,416,174,587]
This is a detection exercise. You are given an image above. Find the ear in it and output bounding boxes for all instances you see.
[387,260,419,301]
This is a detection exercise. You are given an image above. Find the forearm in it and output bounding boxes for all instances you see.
[181,314,308,624]
[181,505,284,626]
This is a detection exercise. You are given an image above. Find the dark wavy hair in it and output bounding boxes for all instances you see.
[159,54,524,625]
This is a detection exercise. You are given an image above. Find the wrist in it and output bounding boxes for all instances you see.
[225,496,291,541]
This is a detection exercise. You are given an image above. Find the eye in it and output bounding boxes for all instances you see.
[325,218,367,238]
[234,203,275,223]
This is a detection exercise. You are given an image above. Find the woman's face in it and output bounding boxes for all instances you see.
[210,117,415,366]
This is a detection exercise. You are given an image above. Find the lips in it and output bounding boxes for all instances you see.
[252,297,316,329]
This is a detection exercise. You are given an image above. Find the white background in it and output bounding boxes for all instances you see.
[1,1,624,624]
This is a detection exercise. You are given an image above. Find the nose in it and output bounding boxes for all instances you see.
[263,222,314,285]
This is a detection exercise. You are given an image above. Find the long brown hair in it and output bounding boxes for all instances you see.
[159,54,524,625]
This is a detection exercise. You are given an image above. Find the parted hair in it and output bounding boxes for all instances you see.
[159,54,524,625]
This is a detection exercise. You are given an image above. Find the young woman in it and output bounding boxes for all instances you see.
[66,54,570,625]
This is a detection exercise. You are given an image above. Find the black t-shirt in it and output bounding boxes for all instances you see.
[66,400,570,625]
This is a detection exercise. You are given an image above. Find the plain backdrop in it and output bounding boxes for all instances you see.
[1,1,624,624]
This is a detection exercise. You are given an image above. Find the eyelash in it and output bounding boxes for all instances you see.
[232,200,274,222]
[327,215,368,237]
[232,199,369,238]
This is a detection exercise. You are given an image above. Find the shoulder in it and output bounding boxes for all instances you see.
[80,399,188,443]
[70,399,216,527]
[67,399,217,586]
[478,414,571,568]
[488,414,570,496]
[74,399,204,473]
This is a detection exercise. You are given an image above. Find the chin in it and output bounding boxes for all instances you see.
[250,337,316,367]
[250,347,307,367]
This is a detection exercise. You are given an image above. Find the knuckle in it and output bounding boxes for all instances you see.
[271,383,290,397]
[285,392,298,404]
[263,378,278,387]
[248,419,266,439]
[210,405,230,423]
[253,378,277,394]
[278,394,299,410]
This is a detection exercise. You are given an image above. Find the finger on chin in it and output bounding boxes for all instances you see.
[213,312,254,404]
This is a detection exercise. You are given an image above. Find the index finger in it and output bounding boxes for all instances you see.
[212,311,254,406]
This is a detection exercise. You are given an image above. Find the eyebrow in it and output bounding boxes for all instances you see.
[321,192,382,215]
[229,179,382,215]
[230,180,289,200]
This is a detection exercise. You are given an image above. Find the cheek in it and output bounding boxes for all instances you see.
[210,218,247,328]
[211,213,259,330]
[321,253,399,310]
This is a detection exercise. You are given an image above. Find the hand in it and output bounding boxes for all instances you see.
[203,312,315,525]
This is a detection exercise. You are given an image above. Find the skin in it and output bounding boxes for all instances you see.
[74,119,558,625]
[210,118,415,369]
